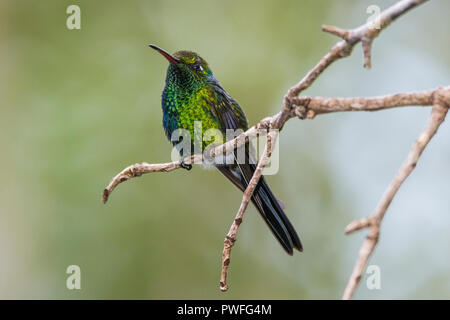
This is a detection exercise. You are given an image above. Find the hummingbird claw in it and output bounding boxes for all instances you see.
[179,159,192,171]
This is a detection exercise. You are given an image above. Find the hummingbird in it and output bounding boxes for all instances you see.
[149,44,303,255]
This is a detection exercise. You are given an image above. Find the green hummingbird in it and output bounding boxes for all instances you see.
[149,44,302,255]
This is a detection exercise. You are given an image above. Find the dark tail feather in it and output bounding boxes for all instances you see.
[252,177,303,255]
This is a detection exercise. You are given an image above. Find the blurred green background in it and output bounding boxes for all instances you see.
[0,0,449,299]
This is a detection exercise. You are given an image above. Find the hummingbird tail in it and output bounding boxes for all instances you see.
[252,177,303,255]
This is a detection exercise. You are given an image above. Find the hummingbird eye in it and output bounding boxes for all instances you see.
[193,64,203,72]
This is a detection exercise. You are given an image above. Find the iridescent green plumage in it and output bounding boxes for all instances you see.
[161,50,247,152]
[151,45,302,254]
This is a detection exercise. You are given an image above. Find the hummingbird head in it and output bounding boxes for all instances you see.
[149,44,214,88]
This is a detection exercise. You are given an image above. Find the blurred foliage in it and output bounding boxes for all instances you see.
[0,0,449,299]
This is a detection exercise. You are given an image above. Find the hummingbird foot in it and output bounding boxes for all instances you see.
[179,158,192,171]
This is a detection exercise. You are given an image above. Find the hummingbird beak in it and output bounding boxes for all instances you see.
[149,44,180,64]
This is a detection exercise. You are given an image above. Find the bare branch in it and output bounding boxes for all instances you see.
[274,0,429,128]
[102,155,200,204]
[220,130,278,291]
[323,0,429,69]
[342,88,449,300]
[102,126,267,204]
[219,87,449,291]
[292,88,445,116]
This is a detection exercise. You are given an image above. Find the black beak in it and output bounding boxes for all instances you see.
[149,44,180,64]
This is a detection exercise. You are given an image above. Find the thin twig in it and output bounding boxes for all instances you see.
[291,88,446,116]
[274,0,429,127]
[220,130,278,291]
[342,88,449,300]
[102,126,265,204]
[102,155,199,204]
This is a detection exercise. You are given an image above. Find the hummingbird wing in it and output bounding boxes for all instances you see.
[207,84,248,132]
[210,85,302,254]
